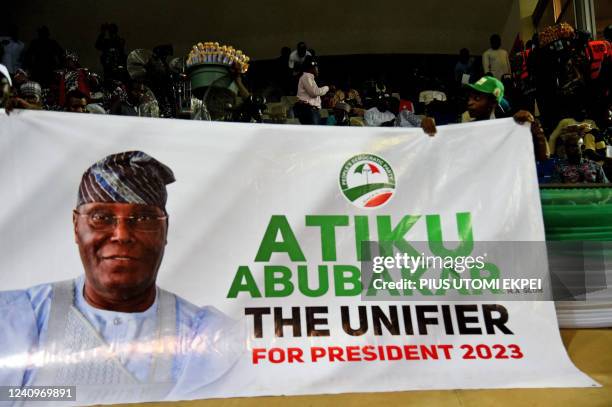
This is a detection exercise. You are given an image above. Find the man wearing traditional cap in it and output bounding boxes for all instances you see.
[14,80,43,110]
[0,151,242,403]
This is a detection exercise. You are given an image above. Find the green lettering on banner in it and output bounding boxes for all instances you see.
[226,265,262,298]
[264,265,295,297]
[297,265,329,297]
[355,216,371,261]
[255,216,306,262]
[376,215,421,257]
[305,215,349,261]
[333,265,363,296]
[426,212,474,257]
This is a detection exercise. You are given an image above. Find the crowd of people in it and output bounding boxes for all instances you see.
[1,23,611,185]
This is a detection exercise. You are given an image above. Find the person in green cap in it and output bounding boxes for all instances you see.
[421,76,535,132]
[462,75,505,122]
[420,75,548,160]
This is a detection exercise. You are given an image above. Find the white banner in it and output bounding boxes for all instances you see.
[0,111,598,405]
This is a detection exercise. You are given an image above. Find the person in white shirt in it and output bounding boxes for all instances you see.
[294,58,329,124]
[288,42,312,72]
[482,34,511,80]
[364,94,396,126]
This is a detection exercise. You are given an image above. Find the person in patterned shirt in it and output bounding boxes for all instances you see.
[551,133,609,183]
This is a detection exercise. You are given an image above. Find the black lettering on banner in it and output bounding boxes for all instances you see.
[245,307,271,338]
[341,306,369,336]
[482,304,514,334]
[401,305,414,335]
[274,306,302,337]
[416,305,439,335]
[372,306,400,335]
[456,304,482,335]
[306,306,330,336]
[246,304,514,339]
[441,305,454,335]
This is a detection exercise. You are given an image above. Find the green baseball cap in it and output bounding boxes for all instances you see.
[466,76,505,104]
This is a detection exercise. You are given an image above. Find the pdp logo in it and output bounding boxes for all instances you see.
[339,154,396,208]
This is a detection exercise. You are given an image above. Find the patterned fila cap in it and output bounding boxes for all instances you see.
[77,151,175,209]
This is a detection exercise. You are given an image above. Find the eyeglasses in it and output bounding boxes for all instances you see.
[74,211,167,232]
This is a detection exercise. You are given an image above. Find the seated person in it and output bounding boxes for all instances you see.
[110,80,159,118]
[326,101,351,126]
[343,87,362,108]
[65,89,88,113]
[583,127,607,164]
[551,133,609,183]
[364,94,395,127]
[12,81,43,110]
[395,109,422,128]
[548,109,598,157]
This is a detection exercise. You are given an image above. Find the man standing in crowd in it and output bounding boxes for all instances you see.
[454,48,475,85]
[294,58,329,124]
[482,34,511,80]
[551,133,609,183]
[274,46,293,95]
[288,42,312,73]
[95,23,127,83]
[0,25,25,75]
[56,51,96,107]
[0,151,243,403]
[23,26,63,87]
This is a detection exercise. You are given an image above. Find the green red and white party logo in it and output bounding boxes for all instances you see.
[339,154,396,208]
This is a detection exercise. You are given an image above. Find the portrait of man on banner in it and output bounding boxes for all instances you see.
[0,151,244,403]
